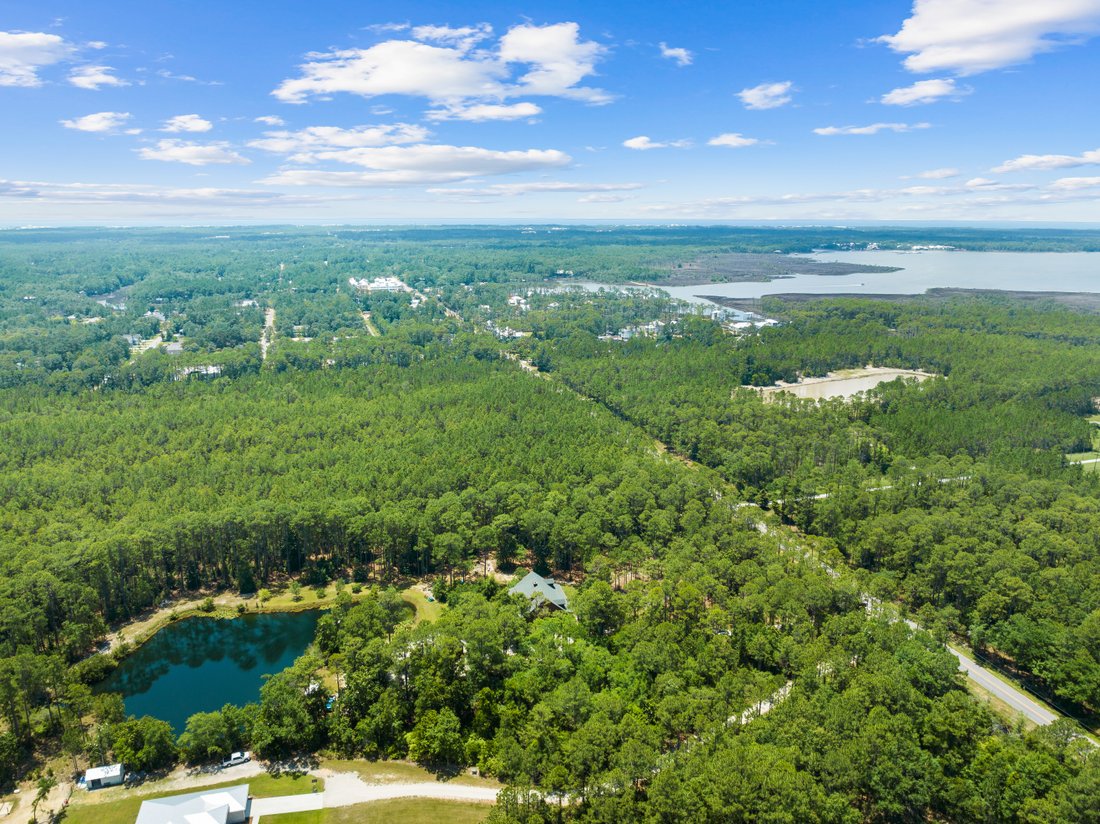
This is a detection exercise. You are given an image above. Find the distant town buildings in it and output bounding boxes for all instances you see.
[348,276,411,293]
[176,365,223,380]
[486,321,531,341]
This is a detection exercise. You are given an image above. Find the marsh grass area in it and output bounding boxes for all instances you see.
[749,366,933,401]
[264,798,491,824]
[654,252,900,286]
[62,772,321,824]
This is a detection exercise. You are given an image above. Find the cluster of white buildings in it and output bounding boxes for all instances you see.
[486,321,531,341]
[599,320,670,341]
[348,276,410,293]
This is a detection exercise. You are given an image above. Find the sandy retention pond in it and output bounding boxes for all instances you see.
[750,366,934,401]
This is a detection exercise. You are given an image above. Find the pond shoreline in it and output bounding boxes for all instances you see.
[93,578,438,672]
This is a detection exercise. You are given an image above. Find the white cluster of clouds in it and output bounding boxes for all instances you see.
[272,21,611,119]
[737,81,793,110]
[426,101,541,122]
[0,30,72,86]
[993,146,1100,172]
[161,114,213,133]
[814,122,931,136]
[880,77,967,106]
[879,0,1100,75]
[260,145,571,187]
[0,30,130,90]
[138,140,250,166]
[877,1,1100,107]
[659,42,692,67]
[623,133,761,150]
[707,133,760,148]
[60,111,138,134]
[248,124,430,155]
[906,167,961,179]
[67,64,128,90]
[622,136,691,151]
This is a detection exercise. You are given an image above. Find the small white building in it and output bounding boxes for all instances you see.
[84,763,124,790]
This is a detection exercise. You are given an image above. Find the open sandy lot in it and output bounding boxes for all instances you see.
[752,366,933,401]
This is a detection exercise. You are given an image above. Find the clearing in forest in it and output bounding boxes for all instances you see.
[750,365,933,401]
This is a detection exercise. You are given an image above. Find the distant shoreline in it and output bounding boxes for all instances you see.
[698,288,1100,312]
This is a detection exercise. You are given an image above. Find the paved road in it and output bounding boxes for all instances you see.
[755,511,1076,734]
[948,646,1058,725]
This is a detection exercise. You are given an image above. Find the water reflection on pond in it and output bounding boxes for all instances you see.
[97,610,321,732]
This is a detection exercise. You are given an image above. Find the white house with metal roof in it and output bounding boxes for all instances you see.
[134,783,250,824]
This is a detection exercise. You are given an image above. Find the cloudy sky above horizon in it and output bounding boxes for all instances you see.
[2,0,1100,224]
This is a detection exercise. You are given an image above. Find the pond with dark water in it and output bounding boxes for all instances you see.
[97,610,321,732]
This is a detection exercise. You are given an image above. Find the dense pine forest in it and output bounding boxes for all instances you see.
[1,226,1099,822]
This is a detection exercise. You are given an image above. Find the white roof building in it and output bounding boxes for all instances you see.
[84,763,124,789]
[135,784,250,824]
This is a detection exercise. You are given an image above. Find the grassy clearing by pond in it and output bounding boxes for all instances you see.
[62,773,322,824]
[322,759,501,789]
[265,798,491,824]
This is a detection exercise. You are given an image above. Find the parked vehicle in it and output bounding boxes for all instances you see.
[221,751,250,768]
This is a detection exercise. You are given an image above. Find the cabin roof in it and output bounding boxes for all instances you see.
[509,571,569,610]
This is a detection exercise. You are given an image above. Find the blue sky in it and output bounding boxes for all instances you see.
[2,0,1100,224]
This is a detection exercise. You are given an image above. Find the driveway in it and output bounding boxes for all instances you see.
[251,792,323,821]
[251,770,499,822]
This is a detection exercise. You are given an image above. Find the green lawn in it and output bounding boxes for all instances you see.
[322,758,500,789]
[400,588,444,624]
[265,798,491,824]
[62,772,322,824]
